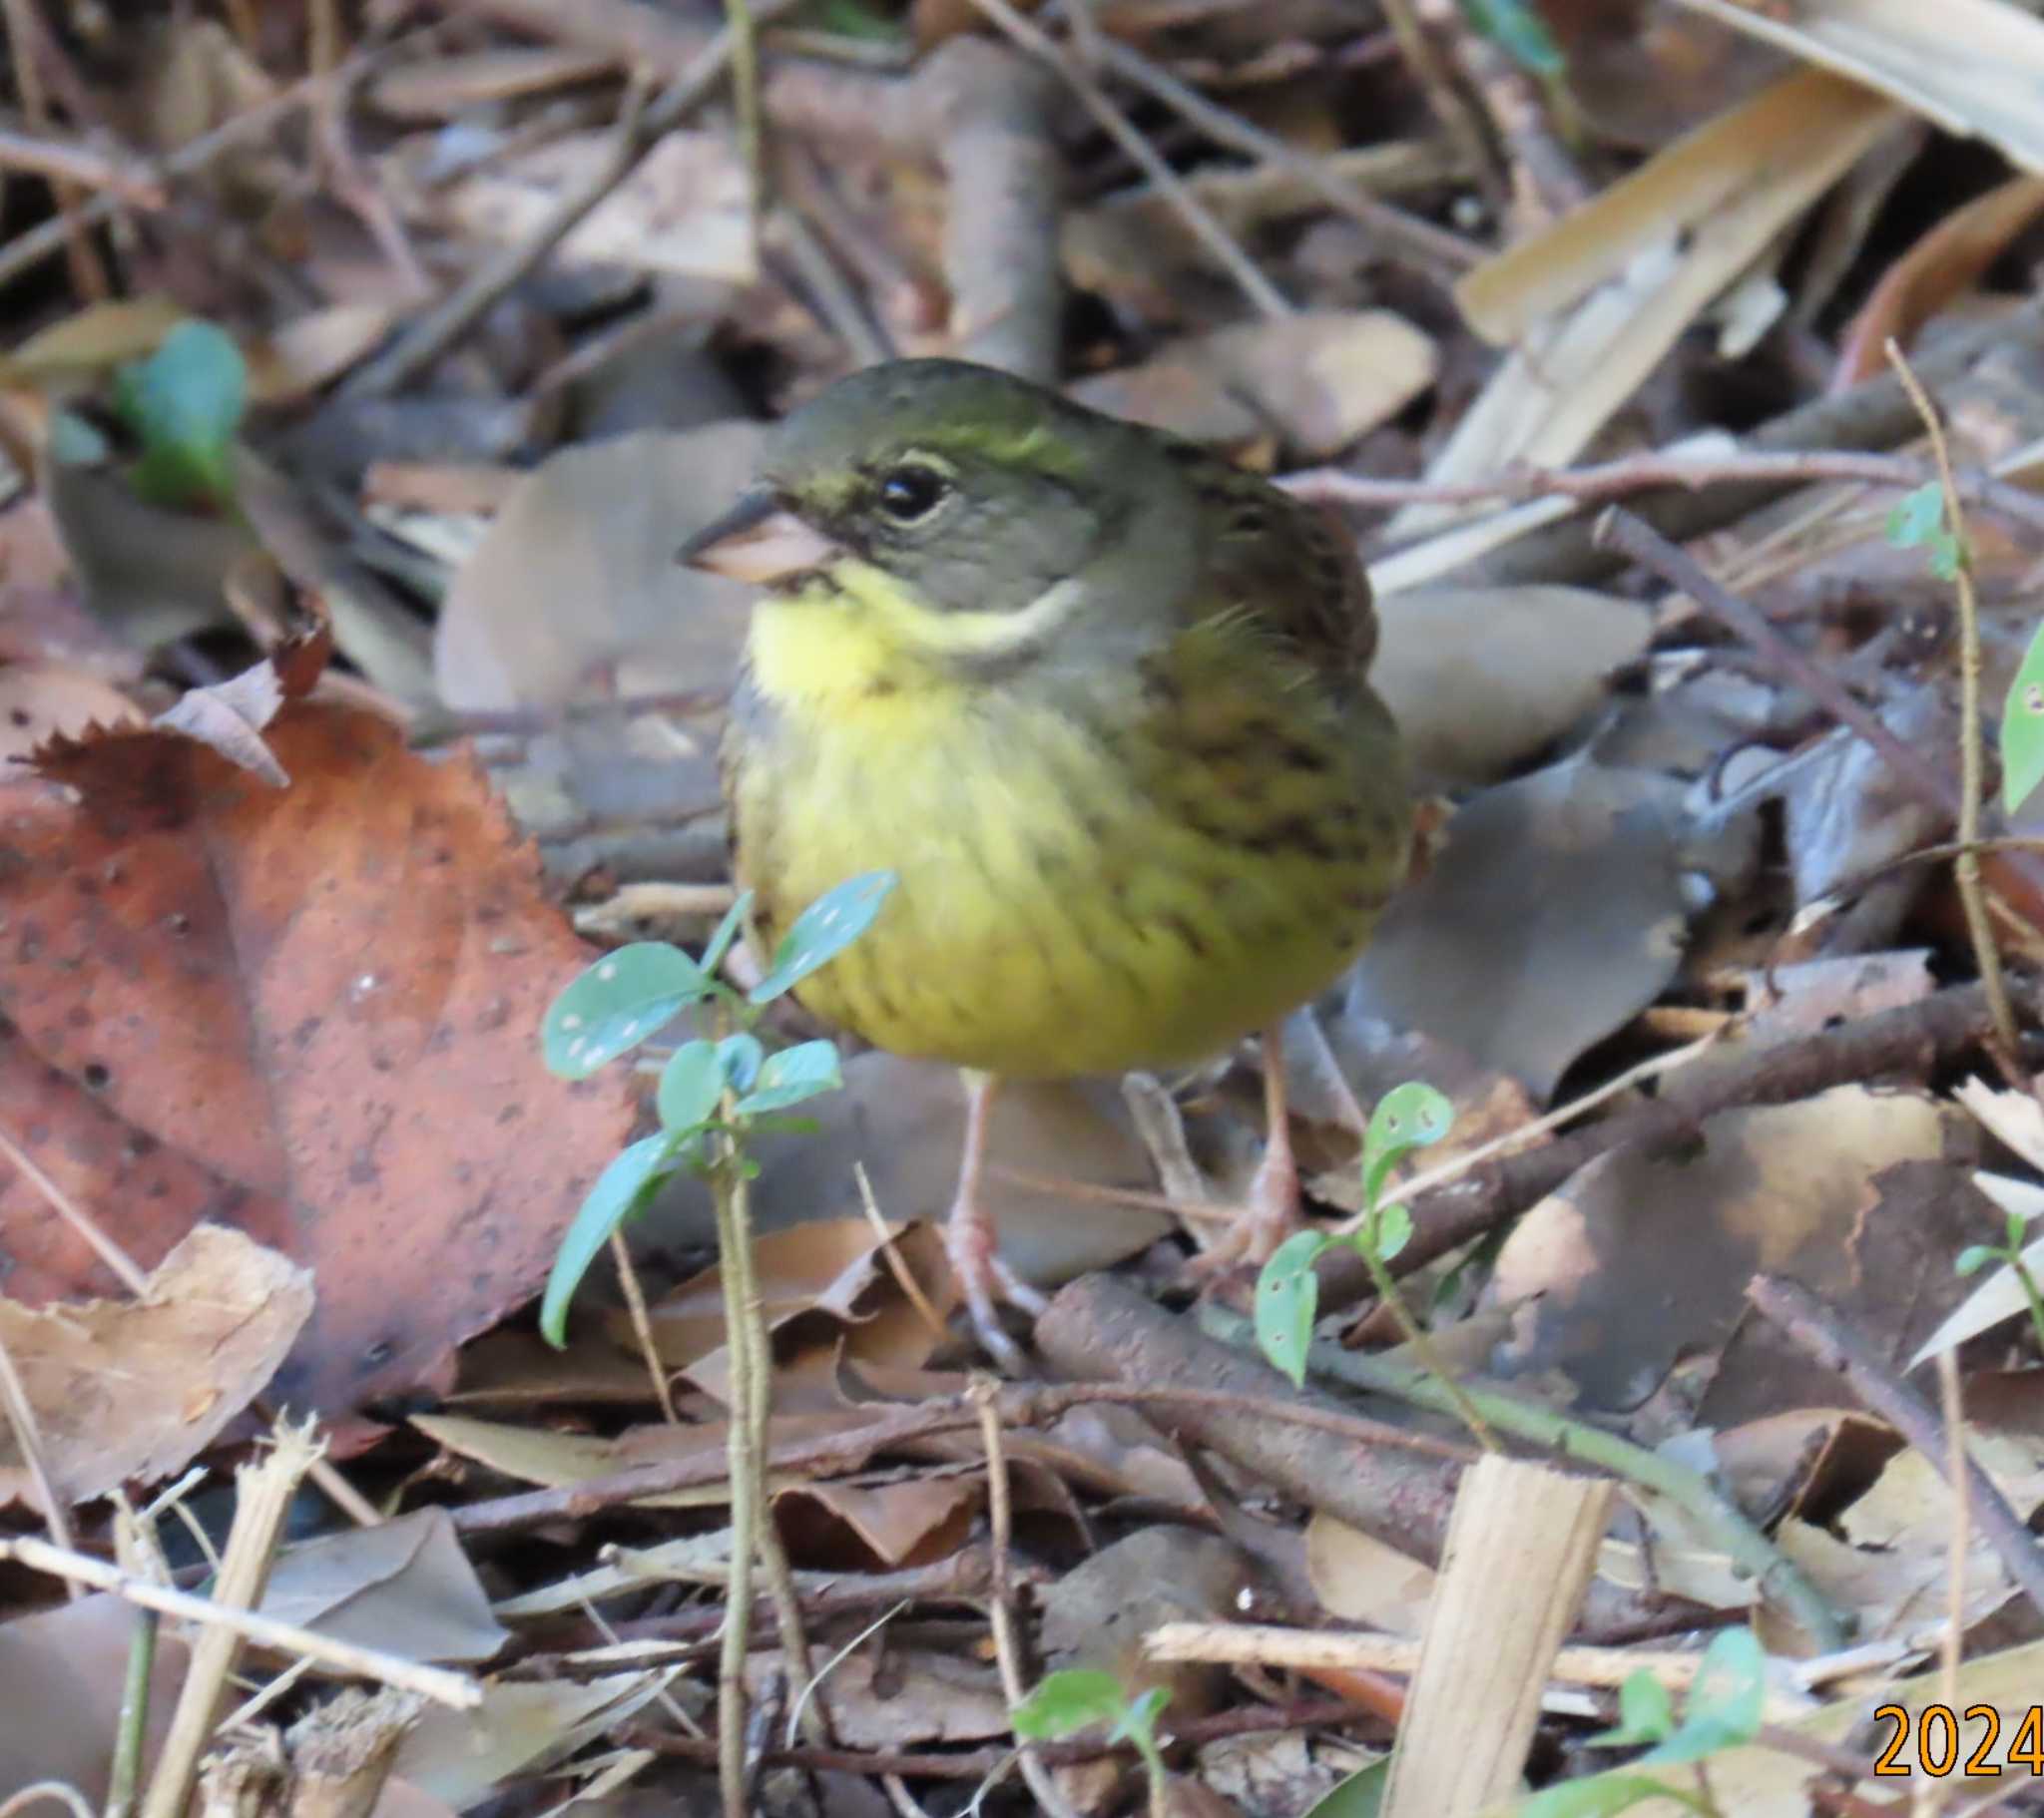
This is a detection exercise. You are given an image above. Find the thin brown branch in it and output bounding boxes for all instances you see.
[1284,448,2044,542]
[1378,978,2030,1277]
[0,117,165,206]
[0,1531,480,1707]
[1095,37,1483,276]
[1886,341,2023,1069]
[0,1324,73,1563]
[1594,507,1960,817]
[0,32,435,293]
[963,0,1293,320]
[1747,1272,2044,1620]
[973,1377,1079,1818]
[625,1694,1375,1779]
[449,1380,1472,1537]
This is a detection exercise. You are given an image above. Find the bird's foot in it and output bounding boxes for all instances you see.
[945,1196,1048,1374]
[1179,1136,1302,1284]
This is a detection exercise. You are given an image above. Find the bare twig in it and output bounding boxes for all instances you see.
[1285,447,2044,542]
[973,1377,1081,1818]
[609,1229,679,1425]
[1595,507,1959,817]
[1200,1301,1845,1648]
[0,1787,92,1818]
[1748,1272,2044,1620]
[723,0,766,270]
[1095,37,1484,276]
[1465,296,2044,588]
[1376,0,1505,212]
[0,34,431,294]
[0,117,164,206]
[1886,341,2023,1070]
[0,0,109,296]
[343,8,787,400]
[450,1379,1474,1537]
[1394,981,2030,1291]
[0,1324,72,1562]
[0,1531,481,1708]
[963,0,1293,320]
[627,1694,1376,1778]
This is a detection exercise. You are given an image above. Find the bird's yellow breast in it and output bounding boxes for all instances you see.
[729,584,1409,1080]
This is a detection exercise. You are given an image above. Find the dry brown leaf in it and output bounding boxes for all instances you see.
[392,1670,676,1808]
[1345,756,1735,1100]
[0,699,635,1422]
[1305,1512,1437,1632]
[1488,1087,1989,1418]
[746,1644,1008,1749]
[640,1218,959,1407]
[1371,586,1652,788]
[0,663,143,762]
[0,1223,310,1511]
[1070,312,1438,460]
[775,1473,980,1569]
[0,1592,191,1801]
[258,1508,508,1665]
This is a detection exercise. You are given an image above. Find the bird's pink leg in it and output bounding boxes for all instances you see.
[944,1070,1049,1371]
[1183,1027,1304,1277]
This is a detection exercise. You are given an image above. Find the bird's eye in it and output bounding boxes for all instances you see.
[874,463,950,524]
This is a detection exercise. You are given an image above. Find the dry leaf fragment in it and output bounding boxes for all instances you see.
[0,699,636,1421]
[0,1223,311,1512]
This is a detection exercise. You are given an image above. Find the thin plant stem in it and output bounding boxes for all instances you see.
[103,1610,156,1818]
[1350,1236,1497,1453]
[609,1228,679,1424]
[972,1379,1084,1818]
[723,0,765,269]
[708,1137,759,1818]
[727,1127,825,1741]
[1885,339,2023,1074]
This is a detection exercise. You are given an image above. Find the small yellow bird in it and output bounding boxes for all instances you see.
[682,359,1411,1364]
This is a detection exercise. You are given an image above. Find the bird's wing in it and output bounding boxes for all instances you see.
[1164,441,1377,686]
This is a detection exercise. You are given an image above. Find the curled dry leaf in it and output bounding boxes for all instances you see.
[1070,312,1439,460]
[0,1222,311,1512]
[0,699,636,1421]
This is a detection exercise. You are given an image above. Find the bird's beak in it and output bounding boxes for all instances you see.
[677,486,842,585]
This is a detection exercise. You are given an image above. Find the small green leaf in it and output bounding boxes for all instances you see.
[1111,1684,1170,1744]
[1456,0,1565,75]
[1885,481,1943,547]
[1011,1669,1128,1741]
[2012,1207,2035,1250]
[1587,1670,1676,1749]
[2002,618,2044,815]
[1364,1202,1413,1264]
[1255,1228,1330,1387]
[1645,1626,1765,1765]
[112,319,248,510]
[657,1040,726,1135]
[734,1039,843,1115]
[717,1032,766,1094]
[543,943,711,1078]
[1301,1758,1390,1818]
[1956,1244,1999,1277]
[702,889,753,976]
[749,871,896,1003]
[1361,1082,1453,1213]
[539,1133,683,1345]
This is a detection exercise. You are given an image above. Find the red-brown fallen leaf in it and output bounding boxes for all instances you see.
[0,699,635,1421]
